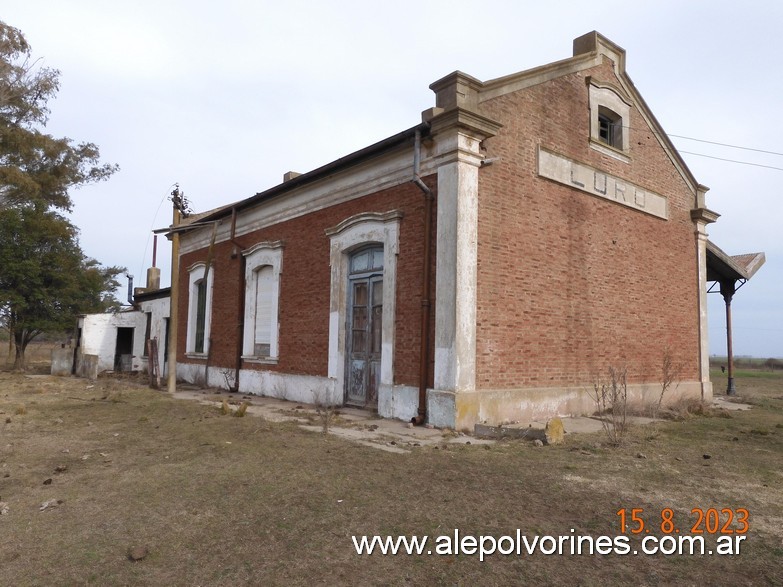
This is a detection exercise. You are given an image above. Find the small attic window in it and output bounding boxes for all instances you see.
[598,106,622,149]
[588,79,632,160]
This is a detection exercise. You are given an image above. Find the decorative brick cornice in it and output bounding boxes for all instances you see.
[428,107,502,141]
[690,207,720,225]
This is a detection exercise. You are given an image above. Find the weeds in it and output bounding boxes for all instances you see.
[655,348,682,417]
[312,389,337,434]
[221,368,236,391]
[218,398,249,417]
[588,366,628,446]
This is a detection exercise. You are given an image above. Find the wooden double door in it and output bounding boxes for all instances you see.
[345,247,384,407]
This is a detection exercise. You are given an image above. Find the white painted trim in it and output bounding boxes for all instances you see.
[694,220,713,402]
[326,211,402,405]
[185,263,213,355]
[242,241,284,360]
[179,148,434,255]
[433,128,483,395]
[588,81,631,153]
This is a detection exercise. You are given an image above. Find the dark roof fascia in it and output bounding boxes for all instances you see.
[134,287,172,302]
[194,123,428,226]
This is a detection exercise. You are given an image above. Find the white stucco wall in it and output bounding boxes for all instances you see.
[77,295,169,376]
[137,295,170,377]
[78,311,145,373]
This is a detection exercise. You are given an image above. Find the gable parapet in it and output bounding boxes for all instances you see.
[573,30,627,75]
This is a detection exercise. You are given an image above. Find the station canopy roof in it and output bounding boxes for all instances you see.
[706,241,765,283]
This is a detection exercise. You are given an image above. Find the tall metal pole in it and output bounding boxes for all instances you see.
[720,279,736,396]
[167,189,183,393]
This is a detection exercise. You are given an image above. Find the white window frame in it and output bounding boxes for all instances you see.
[325,211,402,401]
[185,262,214,357]
[242,241,283,363]
[588,79,632,161]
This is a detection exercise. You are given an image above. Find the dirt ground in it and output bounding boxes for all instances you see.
[0,360,781,586]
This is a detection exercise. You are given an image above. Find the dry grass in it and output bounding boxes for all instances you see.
[0,368,781,586]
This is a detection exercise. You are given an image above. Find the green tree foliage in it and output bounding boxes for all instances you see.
[0,21,117,211]
[0,21,121,370]
[0,205,124,368]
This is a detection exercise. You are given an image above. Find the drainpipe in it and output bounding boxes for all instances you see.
[411,127,433,424]
[230,207,245,393]
[125,274,135,306]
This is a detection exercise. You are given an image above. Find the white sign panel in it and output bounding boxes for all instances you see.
[537,147,668,220]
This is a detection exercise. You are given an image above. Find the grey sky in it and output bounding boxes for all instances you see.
[4,0,781,357]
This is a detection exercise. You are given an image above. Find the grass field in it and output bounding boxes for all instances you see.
[0,365,781,585]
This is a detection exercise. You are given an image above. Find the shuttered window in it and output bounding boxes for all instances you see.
[254,266,274,356]
[241,241,283,361]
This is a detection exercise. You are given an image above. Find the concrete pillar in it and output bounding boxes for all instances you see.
[424,73,501,427]
[691,186,719,403]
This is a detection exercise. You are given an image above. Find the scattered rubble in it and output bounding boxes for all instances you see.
[127,546,149,561]
[39,499,63,511]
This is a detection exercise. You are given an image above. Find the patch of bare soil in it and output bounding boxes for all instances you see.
[0,369,781,586]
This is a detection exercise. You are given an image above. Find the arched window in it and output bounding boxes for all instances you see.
[253,265,274,357]
[588,79,631,158]
[186,263,213,356]
[242,241,283,362]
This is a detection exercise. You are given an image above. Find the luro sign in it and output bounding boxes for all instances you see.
[538,147,669,220]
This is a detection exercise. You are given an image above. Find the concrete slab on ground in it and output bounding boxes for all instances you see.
[167,387,668,453]
[712,396,752,411]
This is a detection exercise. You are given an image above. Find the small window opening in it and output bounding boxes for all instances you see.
[598,106,623,149]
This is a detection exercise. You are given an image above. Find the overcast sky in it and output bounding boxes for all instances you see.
[4,0,781,358]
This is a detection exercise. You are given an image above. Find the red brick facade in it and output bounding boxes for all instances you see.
[475,57,700,389]
[172,32,713,428]
[178,177,437,389]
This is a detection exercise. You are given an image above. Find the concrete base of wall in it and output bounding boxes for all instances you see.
[51,347,74,376]
[377,384,418,422]
[176,364,423,424]
[426,389,457,428]
[442,380,709,431]
[75,352,99,380]
[175,364,710,432]
[176,363,339,406]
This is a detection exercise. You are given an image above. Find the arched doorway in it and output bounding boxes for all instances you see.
[346,246,384,406]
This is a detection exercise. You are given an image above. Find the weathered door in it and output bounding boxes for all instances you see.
[346,247,384,407]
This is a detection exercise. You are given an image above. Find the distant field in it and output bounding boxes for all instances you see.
[1,340,62,372]
[710,356,782,371]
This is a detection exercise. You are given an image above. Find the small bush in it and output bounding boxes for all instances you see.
[219,399,230,415]
[588,366,628,446]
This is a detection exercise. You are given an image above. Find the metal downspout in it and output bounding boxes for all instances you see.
[125,274,135,307]
[230,207,245,393]
[412,127,433,424]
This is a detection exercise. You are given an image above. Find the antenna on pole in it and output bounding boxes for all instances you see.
[167,183,188,394]
[169,184,192,217]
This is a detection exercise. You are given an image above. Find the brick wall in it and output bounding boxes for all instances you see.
[475,58,700,388]
[177,176,437,388]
